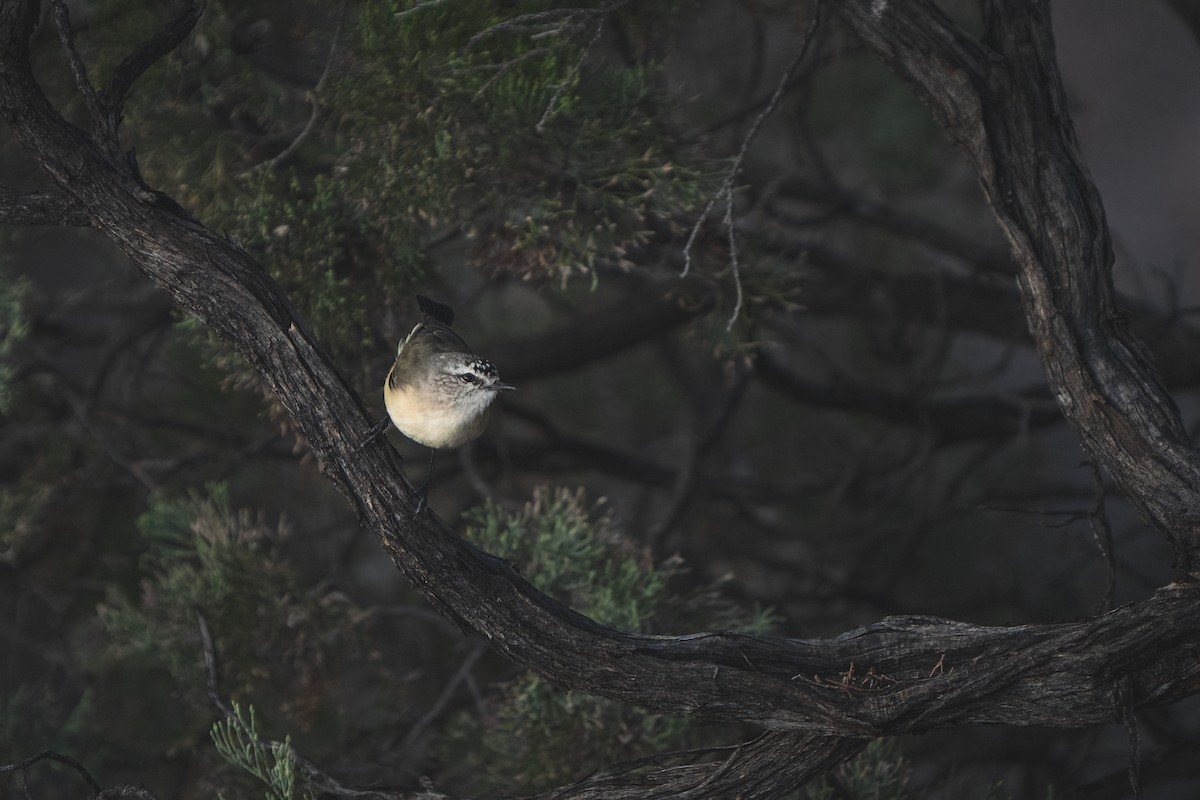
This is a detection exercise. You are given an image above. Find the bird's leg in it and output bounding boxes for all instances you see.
[354,416,391,452]
[414,449,436,514]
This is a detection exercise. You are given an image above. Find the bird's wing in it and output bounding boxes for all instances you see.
[388,301,473,391]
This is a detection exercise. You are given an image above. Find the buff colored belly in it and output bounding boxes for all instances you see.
[384,384,488,449]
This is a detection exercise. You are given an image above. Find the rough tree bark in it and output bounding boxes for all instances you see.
[837,0,1200,570]
[2,0,1199,797]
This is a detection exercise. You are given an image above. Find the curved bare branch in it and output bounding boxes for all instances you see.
[4,1,1200,796]
[835,0,1200,568]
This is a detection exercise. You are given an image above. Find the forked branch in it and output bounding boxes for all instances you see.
[2,2,1199,798]
[835,0,1200,568]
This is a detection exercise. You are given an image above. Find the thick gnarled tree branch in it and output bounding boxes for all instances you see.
[3,0,1200,797]
[836,0,1200,568]
[0,184,87,224]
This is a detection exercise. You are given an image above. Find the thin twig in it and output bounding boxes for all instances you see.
[246,0,349,173]
[457,440,494,500]
[57,388,161,491]
[96,786,162,799]
[536,14,605,132]
[0,751,103,796]
[197,612,410,799]
[469,0,629,105]
[687,737,747,792]
[394,0,455,20]
[397,643,487,759]
[1115,675,1142,800]
[468,6,605,49]
[680,190,721,279]
[314,0,349,96]
[681,2,823,329]
[1086,461,1117,613]
[197,609,234,717]
[100,1,204,124]
[49,0,115,153]
[469,47,556,99]
[649,370,751,546]
[723,189,742,330]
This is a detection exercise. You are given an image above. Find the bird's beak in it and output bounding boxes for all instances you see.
[493,382,516,392]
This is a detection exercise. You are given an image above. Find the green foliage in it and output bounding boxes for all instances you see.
[77,0,424,373]
[0,683,97,760]
[336,0,713,286]
[0,254,38,563]
[443,487,774,793]
[834,738,912,800]
[801,739,912,800]
[78,0,710,380]
[0,261,29,415]
[84,1,279,195]
[229,170,417,357]
[799,738,1018,800]
[464,487,775,635]
[211,702,315,800]
[94,484,359,752]
[0,432,71,565]
[464,487,661,629]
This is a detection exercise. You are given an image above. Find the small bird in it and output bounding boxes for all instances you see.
[361,295,514,511]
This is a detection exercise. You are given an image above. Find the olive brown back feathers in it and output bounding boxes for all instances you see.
[388,317,472,390]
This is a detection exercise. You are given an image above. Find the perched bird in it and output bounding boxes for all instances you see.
[361,295,513,510]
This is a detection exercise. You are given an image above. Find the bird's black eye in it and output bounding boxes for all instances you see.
[460,373,477,384]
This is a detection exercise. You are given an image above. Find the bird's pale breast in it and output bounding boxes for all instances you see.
[384,382,489,449]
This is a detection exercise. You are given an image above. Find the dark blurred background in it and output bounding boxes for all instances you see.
[2,0,1199,797]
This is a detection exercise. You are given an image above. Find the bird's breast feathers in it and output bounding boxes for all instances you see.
[384,382,490,449]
